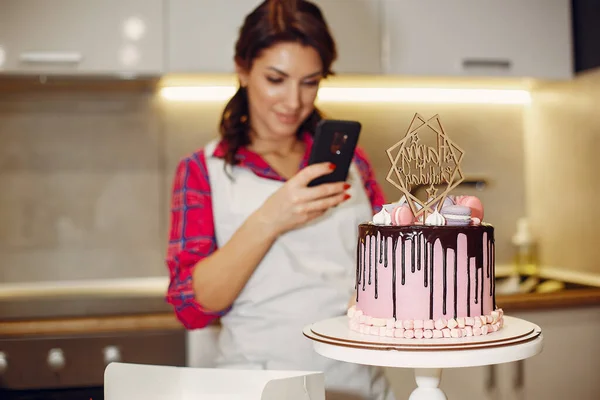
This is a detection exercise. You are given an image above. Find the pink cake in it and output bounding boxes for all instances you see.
[348,197,504,339]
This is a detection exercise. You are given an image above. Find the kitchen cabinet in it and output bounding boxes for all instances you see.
[381,0,573,80]
[166,0,261,74]
[0,0,164,76]
[572,0,600,73]
[385,305,600,399]
[508,306,600,400]
[0,329,185,391]
[442,307,600,400]
[166,0,382,74]
[311,0,382,74]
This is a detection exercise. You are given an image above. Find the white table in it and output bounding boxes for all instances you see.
[303,316,543,400]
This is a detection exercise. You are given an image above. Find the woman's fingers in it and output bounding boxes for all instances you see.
[294,191,350,215]
[292,162,335,187]
[292,180,350,204]
[259,162,352,234]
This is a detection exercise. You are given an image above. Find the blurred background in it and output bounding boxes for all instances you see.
[0,0,598,399]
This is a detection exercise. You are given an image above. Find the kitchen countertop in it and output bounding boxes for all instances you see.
[0,277,172,320]
[496,287,600,310]
[1,286,599,338]
[0,313,183,337]
[1,269,598,337]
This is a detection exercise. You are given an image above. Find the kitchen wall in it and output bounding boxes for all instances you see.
[0,87,166,283]
[524,69,600,275]
[0,81,528,284]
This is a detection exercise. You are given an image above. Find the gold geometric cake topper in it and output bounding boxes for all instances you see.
[386,113,465,220]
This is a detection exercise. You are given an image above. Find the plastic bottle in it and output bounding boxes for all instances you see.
[511,218,540,293]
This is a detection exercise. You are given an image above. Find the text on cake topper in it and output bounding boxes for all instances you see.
[386,113,465,219]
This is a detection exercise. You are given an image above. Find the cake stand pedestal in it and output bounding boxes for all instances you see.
[303,316,543,400]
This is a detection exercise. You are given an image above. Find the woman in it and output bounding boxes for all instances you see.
[165,1,394,398]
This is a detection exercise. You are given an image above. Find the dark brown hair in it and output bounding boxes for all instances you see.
[218,0,337,166]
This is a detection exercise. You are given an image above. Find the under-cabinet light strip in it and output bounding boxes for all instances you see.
[159,85,530,104]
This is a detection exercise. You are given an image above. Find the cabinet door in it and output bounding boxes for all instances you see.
[510,307,600,400]
[167,0,262,73]
[381,0,572,79]
[167,0,382,74]
[312,0,381,74]
[0,0,164,76]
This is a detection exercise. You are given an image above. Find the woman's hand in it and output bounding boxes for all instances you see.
[253,162,351,238]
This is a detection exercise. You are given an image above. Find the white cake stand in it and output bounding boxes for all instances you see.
[303,315,543,400]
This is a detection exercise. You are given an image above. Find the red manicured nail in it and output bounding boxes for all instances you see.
[328,163,336,170]
[343,194,351,200]
[343,183,351,190]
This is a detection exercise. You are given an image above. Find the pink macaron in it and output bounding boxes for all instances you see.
[455,195,484,221]
[391,204,415,226]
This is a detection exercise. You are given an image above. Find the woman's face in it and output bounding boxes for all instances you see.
[238,42,323,141]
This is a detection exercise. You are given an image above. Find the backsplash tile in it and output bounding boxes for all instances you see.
[0,92,165,283]
[0,172,161,249]
[0,93,161,172]
[159,100,224,173]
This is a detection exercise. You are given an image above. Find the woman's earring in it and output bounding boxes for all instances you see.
[240,115,248,124]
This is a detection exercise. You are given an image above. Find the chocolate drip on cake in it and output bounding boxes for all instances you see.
[424,239,428,288]
[392,239,398,319]
[454,248,458,319]
[355,237,362,302]
[492,241,496,310]
[429,241,434,319]
[368,236,372,285]
[401,238,406,285]
[362,237,366,291]
[374,236,379,299]
[411,239,416,273]
[442,248,448,315]
[357,224,495,320]
[467,254,471,315]
[480,263,485,315]
[475,264,479,305]
[416,234,422,271]
[379,233,384,264]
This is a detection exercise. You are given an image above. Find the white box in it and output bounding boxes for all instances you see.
[104,362,325,400]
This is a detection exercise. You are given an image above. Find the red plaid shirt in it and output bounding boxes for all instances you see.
[165,133,387,329]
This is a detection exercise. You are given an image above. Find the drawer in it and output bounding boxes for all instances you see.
[0,330,186,390]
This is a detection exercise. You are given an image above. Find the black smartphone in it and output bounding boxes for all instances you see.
[307,119,361,187]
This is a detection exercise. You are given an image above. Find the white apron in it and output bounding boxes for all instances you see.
[204,140,394,400]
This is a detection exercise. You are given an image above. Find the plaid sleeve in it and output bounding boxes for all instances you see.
[353,146,387,214]
[165,150,228,329]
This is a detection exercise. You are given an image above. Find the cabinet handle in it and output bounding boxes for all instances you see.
[514,360,525,389]
[0,351,7,374]
[20,51,83,64]
[381,31,392,74]
[47,348,66,371]
[103,345,122,365]
[379,1,391,74]
[462,58,511,70]
[485,364,497,392]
